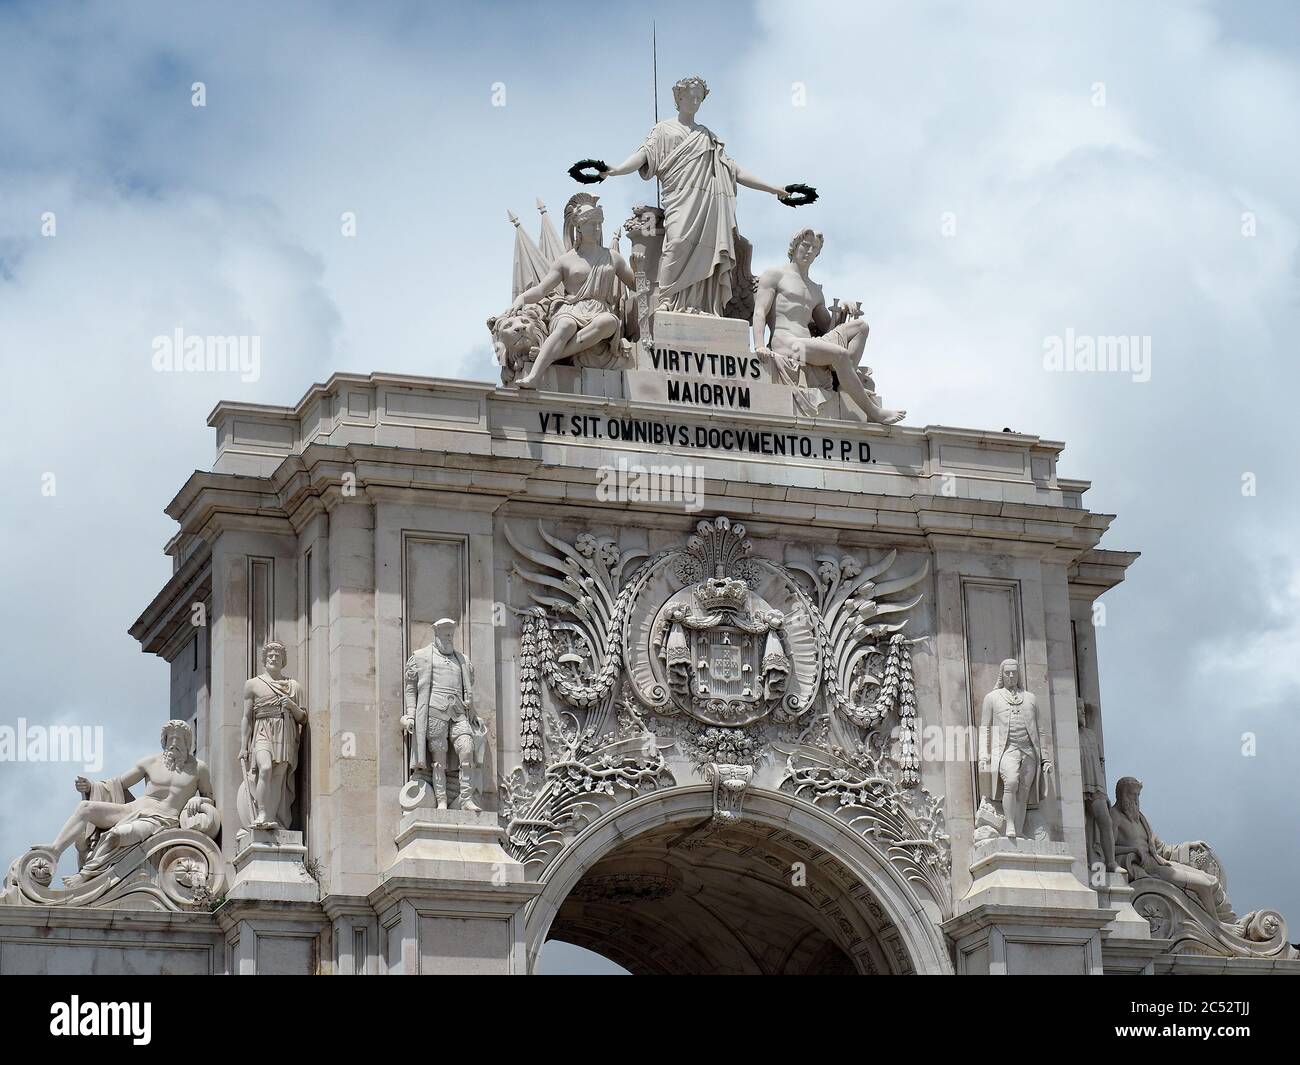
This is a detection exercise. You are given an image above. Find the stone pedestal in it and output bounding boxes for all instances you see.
[368,877,543,975]
[218,899,328,975]
[956,837,1099,913]
[947,838,1111,974]
[623,310,796,416]
[944,905,1111,975]
[385,807,522,883]
[373,808,540,974]
[649,310,755,362]
[229,828,319,903]
[1096,870,1152,941]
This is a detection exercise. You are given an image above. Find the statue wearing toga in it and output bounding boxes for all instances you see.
[592,76,807,317]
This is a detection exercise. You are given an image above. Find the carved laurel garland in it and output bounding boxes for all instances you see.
[501,733,674,869]
[877,635,921,785]
[779,740,951,912]
[524,601,628,709]
[518,615,544,764]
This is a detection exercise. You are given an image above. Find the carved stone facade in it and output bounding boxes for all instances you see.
[2,78,1295,974]
[0,359,1293,974]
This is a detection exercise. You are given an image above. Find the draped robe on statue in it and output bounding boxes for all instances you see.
[638,121,739,316]
[547,246,625,364]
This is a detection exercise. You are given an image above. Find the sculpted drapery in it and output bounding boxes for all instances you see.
[638,120,739,317]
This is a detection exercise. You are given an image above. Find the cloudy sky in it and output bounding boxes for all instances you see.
[1,0,1298,971]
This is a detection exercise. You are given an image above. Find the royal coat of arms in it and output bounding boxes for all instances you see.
[506,515,931,764]
[654,574,790,726]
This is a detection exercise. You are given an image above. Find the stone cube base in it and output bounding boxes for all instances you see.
[384,809,525,884]
[1096,870,1152,941]
[957,837,1098,913]
[945,905,1110,975]
[229,829,319,903]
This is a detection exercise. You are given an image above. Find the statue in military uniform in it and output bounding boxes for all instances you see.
[400,617,484,811]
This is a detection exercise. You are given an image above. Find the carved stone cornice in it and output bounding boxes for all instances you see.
[129,555,211,655]
[1068,548,1143,600]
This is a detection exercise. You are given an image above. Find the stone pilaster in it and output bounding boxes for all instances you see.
[324,499,378,896]
[219,900,328,975]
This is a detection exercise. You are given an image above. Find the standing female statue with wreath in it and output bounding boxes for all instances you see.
[574,76,814,318]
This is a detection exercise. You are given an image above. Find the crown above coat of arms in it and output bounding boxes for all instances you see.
[693,576,748,613]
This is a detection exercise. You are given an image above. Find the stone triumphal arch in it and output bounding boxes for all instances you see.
[530,788,952,975]
[4,75,1296,976]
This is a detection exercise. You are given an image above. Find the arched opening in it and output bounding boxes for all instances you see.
[527,787,952,975]
[537,940,631,975]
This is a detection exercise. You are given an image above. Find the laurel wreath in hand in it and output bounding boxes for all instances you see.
[568,159,609,184]
[779,183,819,207]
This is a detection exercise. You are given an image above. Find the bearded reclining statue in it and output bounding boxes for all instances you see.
[1110,776,1296,959]
[2,719,222,911]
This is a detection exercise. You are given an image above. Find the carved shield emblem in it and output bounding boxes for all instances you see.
[706,638,743,685]
[648,580,792,727]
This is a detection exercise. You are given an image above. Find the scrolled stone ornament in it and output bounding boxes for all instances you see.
[778,183,818,207]
[157,841,218,908]
[779,741,951,912]
[567,158,609,184]
[16,849,56,888]
[5,829,224,911]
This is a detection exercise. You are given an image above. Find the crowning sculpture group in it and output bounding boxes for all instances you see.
[2,74,1294,969]
[490,75,905,423]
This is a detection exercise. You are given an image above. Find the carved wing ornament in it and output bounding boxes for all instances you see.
[509,517,930,771]
[507,521,665,763]
[780,551,929,783]
[785,549,927,719]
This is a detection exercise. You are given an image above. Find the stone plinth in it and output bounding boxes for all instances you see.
[229,828,319,903]
[0,906,224,974]
[384,808,524,884]
[1096,870,1152,941]
[374,808,538,974]
[944,905,1111,975]
[218,898,328,975]
[625,310,791,415]
[648,310,754,359]
[950,838,1111,976]
[956,837,1098,914]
